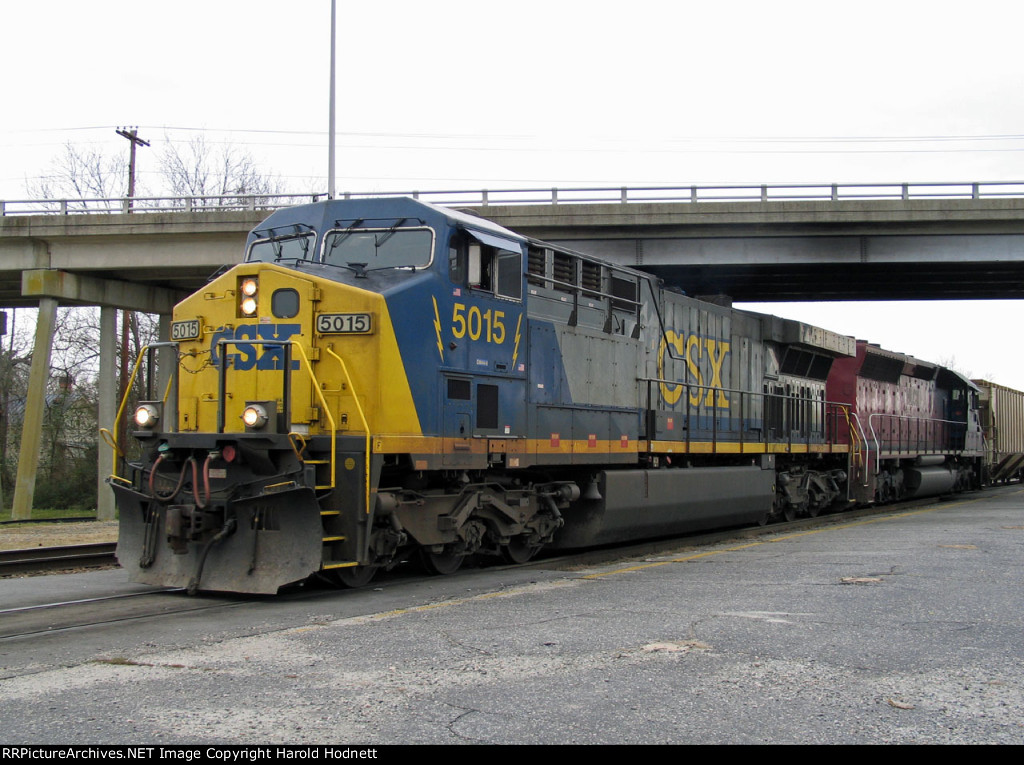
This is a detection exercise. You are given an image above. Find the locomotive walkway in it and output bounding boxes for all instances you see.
[1,180,1023,520]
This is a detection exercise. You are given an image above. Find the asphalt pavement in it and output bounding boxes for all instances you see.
[2,486,1022,744]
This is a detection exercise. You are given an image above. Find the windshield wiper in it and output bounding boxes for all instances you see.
[299,259,371,278]
[374,218,408,248]
[328,218,364,254]
[251,224,315,262]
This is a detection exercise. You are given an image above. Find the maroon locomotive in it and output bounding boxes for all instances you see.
[826,340,984,505]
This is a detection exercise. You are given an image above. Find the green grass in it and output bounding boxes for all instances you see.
[0,506,98,523]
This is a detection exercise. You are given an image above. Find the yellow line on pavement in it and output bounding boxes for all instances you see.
[582,493,997,581]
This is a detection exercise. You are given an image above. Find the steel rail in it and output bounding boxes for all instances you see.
[0,543,117,576]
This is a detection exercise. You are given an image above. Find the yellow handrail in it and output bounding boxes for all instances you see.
[842,405,863,466]
[104,344,153,481]
[105,340,338,491]
[289,341,337,490]
[325,346,372,515]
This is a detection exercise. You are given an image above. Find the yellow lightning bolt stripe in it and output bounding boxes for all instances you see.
[511,312,523,368]
[431,296,444,362]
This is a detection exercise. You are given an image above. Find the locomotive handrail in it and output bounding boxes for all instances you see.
[324,346,372,515]
[531,275,643,309]
[7,181,1024,216]
[849,410,869,472]
[536,274,644,334]
[829,405,870,487]
[640,376,850,453]
[866,412,972,474]
[214,338,338,490]
[290,342,338,491]
[214,339,293,434]
[104,341,181,482]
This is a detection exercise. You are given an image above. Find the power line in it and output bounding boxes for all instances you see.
[7,124,1024,145]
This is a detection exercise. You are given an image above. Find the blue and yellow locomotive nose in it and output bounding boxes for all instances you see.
[112,259,425,594]
[173,261,421,439]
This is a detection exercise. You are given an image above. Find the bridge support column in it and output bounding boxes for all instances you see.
[12,298,57,519]
[96,306,117,520]
[20,269,182,522]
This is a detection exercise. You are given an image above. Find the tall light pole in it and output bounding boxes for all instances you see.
[328,0,337,199]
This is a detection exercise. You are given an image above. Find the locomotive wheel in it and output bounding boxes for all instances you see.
[332,565,377,588]
[419,546,464,576]
[783,504,797,522]
[502,536,541,564]
[808,486,828,517]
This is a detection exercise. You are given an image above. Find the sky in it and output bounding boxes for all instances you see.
[2,0,1023,386]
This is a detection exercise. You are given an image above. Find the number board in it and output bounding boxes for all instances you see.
[316,313,373,334]
[171,319,201,341]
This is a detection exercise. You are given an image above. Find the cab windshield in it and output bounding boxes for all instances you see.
[323,228,433,271]
[247,233,316,263]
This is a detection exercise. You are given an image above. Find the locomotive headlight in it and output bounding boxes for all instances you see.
[238,277,259,316]
[242,403,269,429]
[241,400,277,433]
[133,402,162,429]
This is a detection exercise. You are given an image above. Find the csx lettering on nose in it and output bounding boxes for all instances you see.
[210,324,302,370]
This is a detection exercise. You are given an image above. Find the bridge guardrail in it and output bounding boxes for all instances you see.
[5,181,1024,216]
[0,193,330,217]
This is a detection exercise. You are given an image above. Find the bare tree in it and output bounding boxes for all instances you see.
[27,143,131,209]
[26,132,283,203]
[16,133,282,509]
[0,307,116,510]
[0,315,32,505]
[159,134,282,200]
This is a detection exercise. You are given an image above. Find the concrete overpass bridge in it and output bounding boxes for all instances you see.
[2,180,1024,519]
[4,180,1024,303]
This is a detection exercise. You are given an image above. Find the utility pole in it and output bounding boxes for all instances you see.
[116,127,150,211]
[115,128,149,469]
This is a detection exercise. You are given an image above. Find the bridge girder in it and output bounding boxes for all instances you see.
[21,269,184,313]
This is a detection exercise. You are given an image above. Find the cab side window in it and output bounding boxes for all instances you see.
[449,232,465,284]
[468,242,494,291]
[495,249,522,300]
[451,231,523,301]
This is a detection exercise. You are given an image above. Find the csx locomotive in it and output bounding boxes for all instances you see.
[110,197,985,594]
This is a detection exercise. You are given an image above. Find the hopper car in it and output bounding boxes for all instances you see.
[974,379,1024,483]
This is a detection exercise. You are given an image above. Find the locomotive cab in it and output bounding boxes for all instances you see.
[111,197,550,594]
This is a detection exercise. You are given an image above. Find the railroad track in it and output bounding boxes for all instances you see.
[0,494,946,582]
[0,493,993,643]
[0,543,118,576]
[0,490,971,582]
